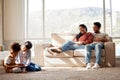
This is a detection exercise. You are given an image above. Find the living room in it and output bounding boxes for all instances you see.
[0,0,120,80]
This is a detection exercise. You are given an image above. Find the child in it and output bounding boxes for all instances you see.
[16,41,41,72]
[2,42,24,73]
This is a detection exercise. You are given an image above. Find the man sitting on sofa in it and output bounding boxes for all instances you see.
[85,22,110,69]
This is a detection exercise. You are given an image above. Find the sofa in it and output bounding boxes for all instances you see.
[34,33,116,67]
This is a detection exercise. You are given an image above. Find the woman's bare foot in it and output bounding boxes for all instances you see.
[47,48,55,55]
[47,47,62,55]
[51,48,62,53]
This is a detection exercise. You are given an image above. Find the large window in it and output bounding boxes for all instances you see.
[26,0,103,39]
[45,0,103,39]
[26,0,120,56]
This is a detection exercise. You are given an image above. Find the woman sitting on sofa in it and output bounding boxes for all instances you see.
[48,24,94,54]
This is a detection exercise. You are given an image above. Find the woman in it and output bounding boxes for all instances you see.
[48,24,94,54]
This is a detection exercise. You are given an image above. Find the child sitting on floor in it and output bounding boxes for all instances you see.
[2,42,24,73]
[16,41,41,72]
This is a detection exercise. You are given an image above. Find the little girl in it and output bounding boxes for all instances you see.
[16,41,41,72]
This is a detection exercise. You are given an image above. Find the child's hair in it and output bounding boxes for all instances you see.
[24,41,32,49]
[10,42,21,52]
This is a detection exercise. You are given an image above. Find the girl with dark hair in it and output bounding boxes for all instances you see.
[48,24,94,54]
[16,41,41,72]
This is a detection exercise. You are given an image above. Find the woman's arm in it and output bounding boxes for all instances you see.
[83,33,94,44]
[72,35,78,42]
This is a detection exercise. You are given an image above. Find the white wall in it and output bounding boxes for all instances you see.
[4,0,25,49]
[0,0,2,46]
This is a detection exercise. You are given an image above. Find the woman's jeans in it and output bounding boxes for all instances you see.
[61,41,85,52]
[85,43,104,65]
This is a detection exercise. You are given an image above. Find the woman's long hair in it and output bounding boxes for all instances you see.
[75,24,87,41]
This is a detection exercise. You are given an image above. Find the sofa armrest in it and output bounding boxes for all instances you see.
[33,43,51,66]
[104,42,116,67]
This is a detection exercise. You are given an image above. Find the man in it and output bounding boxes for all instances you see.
[85,22,110,69]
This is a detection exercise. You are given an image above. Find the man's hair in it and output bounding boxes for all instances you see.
[94,22,101,28]
[24,41,32,49]
[10,42,21,52]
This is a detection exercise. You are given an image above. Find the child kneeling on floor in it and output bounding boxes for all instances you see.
[2,42,25,73]
[16,41,41,72]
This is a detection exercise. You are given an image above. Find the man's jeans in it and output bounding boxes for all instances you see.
[61,41,85,52]
[85,43,104,65]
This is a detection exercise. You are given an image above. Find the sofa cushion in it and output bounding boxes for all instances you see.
[44,48,74,58]
[74,49,105,57]
[51,33,76,47]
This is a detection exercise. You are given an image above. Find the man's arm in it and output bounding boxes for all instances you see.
[94,34,110,43]
[99,34,110,42]
[104,34,111,42]
[94,37,106,42]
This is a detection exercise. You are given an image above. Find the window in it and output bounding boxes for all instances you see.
[26,0,43,39]
[45,0,103,39]
[26,0,120,56]
[26,0,103,40]
[105,0,120,37]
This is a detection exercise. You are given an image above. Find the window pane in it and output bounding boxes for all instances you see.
[105,0,120,37]
[45,0,103,38]
[27,0,43,39]
[113,39,120,56]
[105,0,111,35]
[112,0,120,37]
